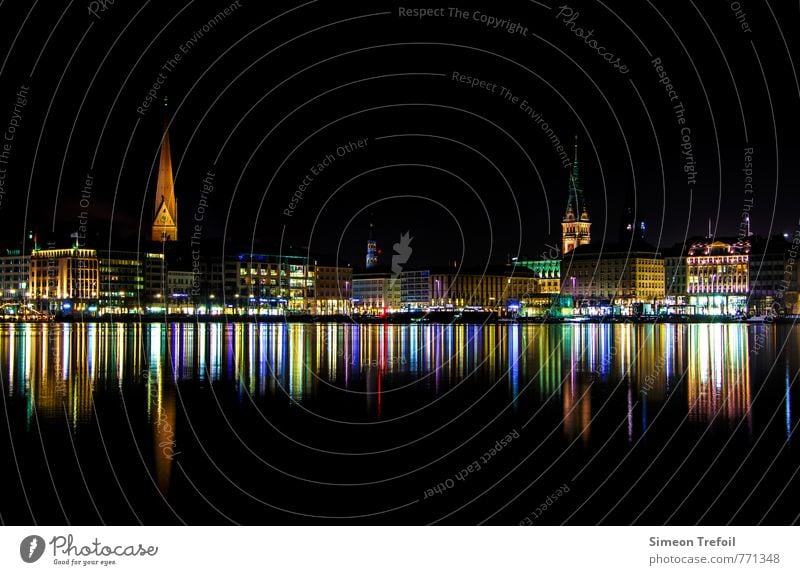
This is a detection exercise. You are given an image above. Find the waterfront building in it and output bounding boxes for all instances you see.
[98,250,145,314]
[664,251,687,297]
[29,247,99,313]
[516,294,575,318]
[193,258,225,314]
[432,271,497,309]
[225,252,312,313]
[747,236,799,315]
[513,258,561,293]
[399,269,432,309]
[143,252,167,305]
[560,243,665,315]
[509,259,569,316]
[166,270,195,314]
[352,270,401,313]
[430,268,537,311]
[561,138,591,255]
[685,239,749,315]
[0,249,30,300]
[661,239,699,314]
[308,261,352,315]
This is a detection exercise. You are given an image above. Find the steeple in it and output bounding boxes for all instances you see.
[562,135,591,255]
[151,97,178,242]
[365,222,378,269]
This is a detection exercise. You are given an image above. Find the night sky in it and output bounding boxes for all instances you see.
[0,0,798,268]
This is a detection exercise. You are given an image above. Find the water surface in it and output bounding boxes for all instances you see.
[1,322,797,525]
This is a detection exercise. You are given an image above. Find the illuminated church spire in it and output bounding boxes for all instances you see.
[562,136,591,255]
[366,222,378,269]
[151,98,178,242]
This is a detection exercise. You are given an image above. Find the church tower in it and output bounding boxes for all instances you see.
[561,137,591,255]
[151,99,178,242]
[365,223,378,269]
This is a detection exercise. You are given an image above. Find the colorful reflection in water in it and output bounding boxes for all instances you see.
[0,322,795,442]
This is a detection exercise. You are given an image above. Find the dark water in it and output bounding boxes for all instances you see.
[1,322,798,525]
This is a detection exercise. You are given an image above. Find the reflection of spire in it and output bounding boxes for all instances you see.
[153,383,177,495]
[563,370,591,445]
[152,97,178,242]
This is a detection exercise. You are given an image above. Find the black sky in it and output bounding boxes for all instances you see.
[0,0,798,268]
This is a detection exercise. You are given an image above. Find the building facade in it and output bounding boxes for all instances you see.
[352,271,401,313]
[308,263,352,314]
[142,252,166,303]
[664,255,687,297]
[513,258,561,294]
[98,250,145,313]
[561,244,665,314]
[166,270,195,313]
[0,250,29,300]
[748,236,800,316]
[226,253,312,313]
[430,271,536,311]
[399,269,432,309]
[29,248,99,313]
[685,239,749,315]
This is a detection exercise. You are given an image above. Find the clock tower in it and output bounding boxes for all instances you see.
[151,99,178,242]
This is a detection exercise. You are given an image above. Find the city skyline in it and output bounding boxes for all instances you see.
[1,91,798,322]
[3,0,800,549]
[4,119,793,272]
[2,1,800,270]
